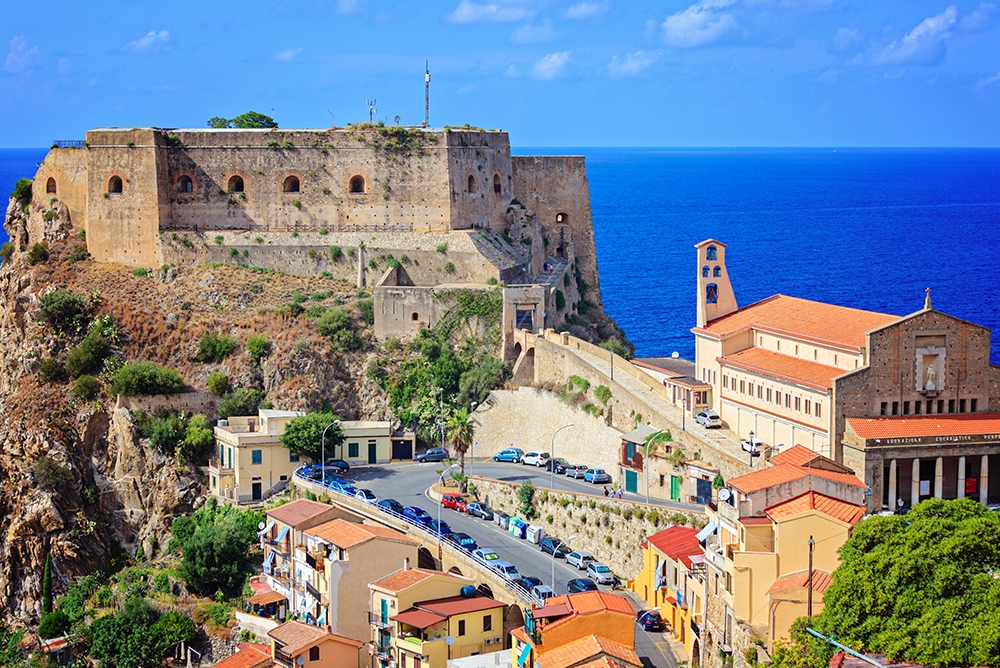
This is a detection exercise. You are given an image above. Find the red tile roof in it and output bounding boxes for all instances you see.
[765,492,865,526]
[535,592,635,627]
[766,570,833,596]
[769,445,817,467]
[416,595,505,616]
[645,526,703,568]
[847,413,1000,440]
[535,635,641,668]
[695,295,898,349]
[729,463,867,494]
[372,568,462,593]
[265,500,333,527]
[268,620,362,653]
[720,348,846,390]
[391,608,446,629]
[213,644,272,668]
[307,518,418,549]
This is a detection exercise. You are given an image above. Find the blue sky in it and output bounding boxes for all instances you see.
[2,0,998,147]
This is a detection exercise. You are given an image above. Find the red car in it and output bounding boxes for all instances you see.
[441,494,468,512]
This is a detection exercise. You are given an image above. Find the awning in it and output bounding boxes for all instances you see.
[391,608,446,629]
[247,591,286,606]
[518,643,532,667]
[275,525,291,543]
[263,550,276,569]
[696,520,717,543]
[257,520,275,537]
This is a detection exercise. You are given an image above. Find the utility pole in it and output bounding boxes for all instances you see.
[424,61,431,127]
[367,95,377,123]
[807,535,815,616]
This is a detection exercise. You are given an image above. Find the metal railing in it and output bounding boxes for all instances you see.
[369,612,392,629]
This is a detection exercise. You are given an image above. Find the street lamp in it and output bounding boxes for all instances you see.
[470,402,478,478]
[638,606,662,624]
[807,535,815,616]
[550,423,575,491]
[747,430,755,466]
[320,419,341,488]
[437,463,460,544]
[553,534,577,586]
[756,443,784,470]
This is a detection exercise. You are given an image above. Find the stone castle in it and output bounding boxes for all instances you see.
[31,125,604,353]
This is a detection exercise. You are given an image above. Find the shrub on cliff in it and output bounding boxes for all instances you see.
[38,609,70,639]
[38,358,67,384]
[72,375,101,400]
[34,456,71,492]
[11,177,31,208]
[0,241,13,265]
[207,371,230,395]
[37,289,90,335]
[246,333,270,361]
[111,362,185,396]
[357,299,374,326]
[65,331,111,377]
[88,597,190,668]
[180,415,214,462]
[27,241,48,265]
[217,387,263,419]
[315,307,363,351]
[197,332,238,363]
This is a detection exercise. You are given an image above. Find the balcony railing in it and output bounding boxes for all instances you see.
[369,612,392,629]
[275,649,294,667]
[208,457,233,472]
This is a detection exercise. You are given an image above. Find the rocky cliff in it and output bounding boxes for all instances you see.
[0,194,390,625]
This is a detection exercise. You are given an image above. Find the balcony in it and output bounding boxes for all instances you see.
[395,635,445,661]
[369,612,392,630]
[275,649,294,667]
[208,457,233,473]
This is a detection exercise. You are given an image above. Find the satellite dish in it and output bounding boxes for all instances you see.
[394,115,401,125]
[297,657,305,666]
[718,488,731,501]
[671,352,680,358]
[258,522,266,530]
[446,636,456,646]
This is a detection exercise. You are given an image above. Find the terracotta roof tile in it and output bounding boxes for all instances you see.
[574,659,619,668]
[766,570,833,596]
[729,463,866,494]
[769,445,817,467]
[372,568,461,594]
[765,492,865,526]
[720,348,846,390]
[645,527,703,564]
[213,643,272,668]
[536,635,640,668]
[541,591,635,616]
[391,608,446,629]
[847,413,1000,440]
[265,500,333,527]
[268,620,362,654]
[306,518,418,549]
[416,595,505,616]
[695,295,898,349]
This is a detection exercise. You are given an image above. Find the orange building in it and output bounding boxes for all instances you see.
[268,619,364,668]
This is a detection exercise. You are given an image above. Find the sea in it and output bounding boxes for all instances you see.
[4,146,1000,364]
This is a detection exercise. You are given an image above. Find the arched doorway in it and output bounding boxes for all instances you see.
[417,546,437,570]
[476,583,494,599]
[228,175,245,193]
[283,175,300,193]
[350,176,365,193]
[448,566,463,576]
[108,175,123,194]
[46,178,56,194]
[177,175,193,193]
[493,173,501,195]
[691,640,701,667]
[467,175,476,193]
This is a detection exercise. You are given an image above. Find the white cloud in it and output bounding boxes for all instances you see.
[510,20,558,44]
[58,57,71,76]
[829,26,863,55]
[336,0,364,15]
[4,36,40,73]
[446,1,532,23]
[274,47,302,62]
[661,0,739,48]
[867,6,957,66]
[958,2,996,31]
[532,51,571,79]
[607,50,661,76]
[505,64,521,77]
[976,71,1000,89]
[564,1,609,20]
[122,30,172,54]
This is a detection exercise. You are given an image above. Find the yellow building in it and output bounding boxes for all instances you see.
[370,566,505,668]
[629,526,705,659]
[295,519,420,642]
[510,592,640,668]
[268,619,364,668]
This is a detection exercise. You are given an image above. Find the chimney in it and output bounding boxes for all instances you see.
[403,557,410,571]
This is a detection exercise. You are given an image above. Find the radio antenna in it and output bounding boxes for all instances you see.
[327,109,335,128]
[367,96,377,123]
[424,60,431,127]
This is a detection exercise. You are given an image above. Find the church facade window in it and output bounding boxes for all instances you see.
[706,245,717,260]
[706,283,718,303]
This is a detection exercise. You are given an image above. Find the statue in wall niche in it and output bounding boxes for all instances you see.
[925,359,937,391]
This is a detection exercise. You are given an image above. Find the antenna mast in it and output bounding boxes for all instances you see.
[367,96,377,123]
[424,61,431,127]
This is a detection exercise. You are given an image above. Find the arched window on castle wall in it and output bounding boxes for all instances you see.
[493,173,501,195]
[108,175,123,194]
[228,175,244,193]
[46,178,56,194]
[467,175,476,193]
[177,175,193,193]
[556,213,568,225]
[702,266,710,278]
[350,176,365,193]
[713,266,722,277]
[283,176,300,193]
[706,283,718,304]
[706,245,717,260]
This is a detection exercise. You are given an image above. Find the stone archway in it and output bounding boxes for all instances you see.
[448,566,463,576]
[476,583,494,599]
[417,546,437,570]
[692,640,701,667]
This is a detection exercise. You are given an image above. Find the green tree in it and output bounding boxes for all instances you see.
[217,388,263,419]
[207,112,277,128]
[72,374,102,400]
[179,414,214,462]
[197,332,238,363]
[57,573,104,621]
[38,609,71,639]
[111,362,185,396]
[178,522,253,597]
[42,554,53,614]
[280,412,344,461]
[357,299,374,326]
[207,116,230,128]
[11,178,32,208]
[65,331,111,377]
[246,333,270,361]
[207,371,230,395]
[151,609,195,647]
[0,622,25,667]
[36,289,90,335]
[171,515,197,549]
[446,407,475,476]
[149,414,186,455]
[38,358,67,384]
[456,355,509,408]
[87,597,169,668]
[315,307,363,351]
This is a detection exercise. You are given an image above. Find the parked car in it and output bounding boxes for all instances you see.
[416,447,449,463]
[586,562,615,584]
[473,548,500,564]
[428,520,453,537]
[403,507,432,526]
[521,452,551,467]
[584,468,611,484]
[326,459,350,473]
[511,578,535,592]
[521,576,543,590]
[741,438,765,455]
[451,533,478,552]
[493,448,525,463]
[539,537,571,558]
[355,489,377,503]
[531,585,555,606]
[378,499,405,515]
[567,578,598,593]
[330,481,357,496]
[508,518,528,538]
[567,551,595,570]
[466,502,494,520]
[565,465,590,479]
[492,561,520,581]
[441,494,468,512]
[545,457,570,473]
[695,410,722,428]
[637,610,666,631]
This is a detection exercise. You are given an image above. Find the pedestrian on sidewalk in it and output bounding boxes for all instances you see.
[603,487,609,497]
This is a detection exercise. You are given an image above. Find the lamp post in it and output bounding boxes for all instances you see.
[610,351,614,381]
[550,423,575,491]
[807,535,815,616]
[639,606,662,625]
[644,429,669,505]
[755,443,784,470]
[553,534,577,586]
[747,430,755,466]
[320,419,341,488]
[470,402,478,478]
[437,463,460,544]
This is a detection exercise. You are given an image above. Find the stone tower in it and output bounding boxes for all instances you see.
[695,239,738,328]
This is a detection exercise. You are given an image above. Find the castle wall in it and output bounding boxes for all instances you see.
[444,131,513,231]
[32,148,88,236]
[511,156,602,312]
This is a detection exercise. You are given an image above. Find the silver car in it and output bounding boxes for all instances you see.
[586,562,615,585]
[566,551,595,570]
[695,410,722,428]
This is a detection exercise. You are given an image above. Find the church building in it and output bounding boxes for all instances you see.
[691,239,1000,512]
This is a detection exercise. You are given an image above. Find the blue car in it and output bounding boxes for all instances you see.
[329,480,358,495]
[404,507,432,526]
[493,448,525,463]
[428,520,453,537]
[583,468,611,484]
[451,533,478,551]
[378,499,405,515]
[567,578,599,593]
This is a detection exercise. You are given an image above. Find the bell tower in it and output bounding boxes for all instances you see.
[695,239,738,328]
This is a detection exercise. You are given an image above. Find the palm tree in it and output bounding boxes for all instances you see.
[446,406,475,477]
